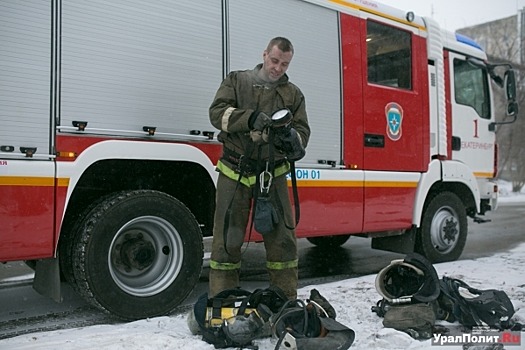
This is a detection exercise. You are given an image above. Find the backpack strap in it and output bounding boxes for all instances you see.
[439,277,481,327]
[454,279,515,329]
[248,285,289,313]
[439,277,516,329]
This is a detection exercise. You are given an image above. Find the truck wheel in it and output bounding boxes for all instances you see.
[416,192,467,263]
[307,235,350,249]
[60,198,106,290]
[71,190,203,320]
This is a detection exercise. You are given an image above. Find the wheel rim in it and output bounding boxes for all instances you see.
[429,206,460,254]
[108,216,183,297]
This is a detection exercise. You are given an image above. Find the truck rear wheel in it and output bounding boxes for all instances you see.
[71,190,203,320]
[416,192,467,263]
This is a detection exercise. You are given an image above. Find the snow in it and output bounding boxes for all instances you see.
[1,181,524,350]
[498,181,525,204]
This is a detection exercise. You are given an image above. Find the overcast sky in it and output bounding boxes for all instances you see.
[381,0,525,31]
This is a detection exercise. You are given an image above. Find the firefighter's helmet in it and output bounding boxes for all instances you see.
[375,253,440,304]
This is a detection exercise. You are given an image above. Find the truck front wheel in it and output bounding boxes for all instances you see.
[416,192,467,263]
[71,190,203,320]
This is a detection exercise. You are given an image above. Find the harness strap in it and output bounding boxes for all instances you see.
[221,129,301,257]
[212,298,223,320]
[289,161,301,228]
[222,143,255,258]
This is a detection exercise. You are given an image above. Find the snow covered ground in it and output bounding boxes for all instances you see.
[1,182,524,350]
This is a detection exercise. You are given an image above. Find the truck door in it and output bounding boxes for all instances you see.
[0,1,56,260]
[359,16,429,232]
[447,52,495,178]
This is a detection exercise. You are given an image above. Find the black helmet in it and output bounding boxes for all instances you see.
[375,253,440,304]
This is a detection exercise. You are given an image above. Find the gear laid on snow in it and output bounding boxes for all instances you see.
[372,253,521,340]
[188,287,354,349]
[188,286,286,349]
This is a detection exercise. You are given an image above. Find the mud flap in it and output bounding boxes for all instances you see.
[371,229,416,254]
[33,257,62,302]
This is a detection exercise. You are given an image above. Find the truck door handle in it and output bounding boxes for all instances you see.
[451,136,461,151]
[364,134,384,148]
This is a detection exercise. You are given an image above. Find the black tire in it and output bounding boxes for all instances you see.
[416,192,467,263]
[71,190,203,320]
[60,197,106,289]
[306,235,350,249]
[59,222,78,287]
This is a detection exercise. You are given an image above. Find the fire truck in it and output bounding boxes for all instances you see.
[0,0,517,320]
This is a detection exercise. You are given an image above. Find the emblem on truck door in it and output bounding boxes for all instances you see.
[385,102,403,141]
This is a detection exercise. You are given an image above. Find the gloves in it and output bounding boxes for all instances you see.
[250,128,270,144]
[249,112,271,131]
[249,112,272,144]
[273,127,305,162]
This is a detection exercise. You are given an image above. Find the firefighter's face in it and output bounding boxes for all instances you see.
[260,45,293,82]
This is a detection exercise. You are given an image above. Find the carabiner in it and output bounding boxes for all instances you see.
[259,161,273,194]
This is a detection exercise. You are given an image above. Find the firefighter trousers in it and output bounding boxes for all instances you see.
[209,171,298,299]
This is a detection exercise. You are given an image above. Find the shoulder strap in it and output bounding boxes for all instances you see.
[440,277,481,326]
[248,285,289,313]
[439,277,515,329]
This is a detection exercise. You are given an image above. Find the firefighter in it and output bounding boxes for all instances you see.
[208,37,311,300]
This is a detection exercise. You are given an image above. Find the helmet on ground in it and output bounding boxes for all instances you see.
[375,253,440,304]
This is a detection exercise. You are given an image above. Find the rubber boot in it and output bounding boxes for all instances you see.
[268,267,298,300]
[209,268,240,297]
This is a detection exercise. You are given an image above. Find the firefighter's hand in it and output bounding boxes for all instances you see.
[249,112,271,131]
[274,127,305,161]
[250,128,270,144]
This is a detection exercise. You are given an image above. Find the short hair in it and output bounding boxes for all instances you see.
[266,37,294,55]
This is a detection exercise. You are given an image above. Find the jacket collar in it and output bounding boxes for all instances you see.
[253,63,289,87]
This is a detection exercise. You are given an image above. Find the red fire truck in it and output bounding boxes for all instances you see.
[0,0,517,320]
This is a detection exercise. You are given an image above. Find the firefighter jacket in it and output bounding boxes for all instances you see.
[209,64,310,185]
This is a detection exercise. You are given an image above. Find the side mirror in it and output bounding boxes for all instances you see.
[504,70,518,117]
[488,65,518,130]
[505,69,517,101]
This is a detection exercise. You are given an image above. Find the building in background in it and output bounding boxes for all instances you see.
[456,13,521,63]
